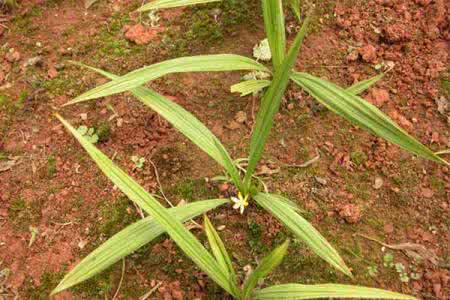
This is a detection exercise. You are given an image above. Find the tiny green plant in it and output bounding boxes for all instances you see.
[51,0,447,297]
[131,155,146,169]
[76,125,99,144]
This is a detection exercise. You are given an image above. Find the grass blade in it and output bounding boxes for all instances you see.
[69,62,245,192]
[346,73,384,95]
[138,0,220,11]
[204,216,241,298]
[243,240,289,298]
[289,0,301,21]
[262,0,286,70]
[52,199,228,294]
[230,80,271,97]
[254,193,352,277]
[55,115,238,297]
[253,284,416,300]
[244,17,310,188]
[68,55,269,104]
[291,72,448,165]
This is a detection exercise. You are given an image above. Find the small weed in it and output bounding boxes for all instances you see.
[350,151,368,166]
[47,155,57,178]
[77,125,99,144]
[131,155,145,169]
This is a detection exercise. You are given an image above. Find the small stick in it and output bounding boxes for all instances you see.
[140,282,162,300]
[112,259,126,300]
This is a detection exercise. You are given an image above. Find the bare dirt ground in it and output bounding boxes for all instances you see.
[0,0,448,299]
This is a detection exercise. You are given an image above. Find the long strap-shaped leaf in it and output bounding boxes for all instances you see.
[68,55,269,104]
[291,72,448,165]
[346,73,384,95]
[262,0,286,71]
[244,17,310,188]
[254,193,352,277]
[230,80,271,97]
[55,115,238,297]
[204,216,241,299]
[69,62,245,193]
[52,199,228,295]
[253,284,416,300]
[242,240,289,298]
[139,0,221,11]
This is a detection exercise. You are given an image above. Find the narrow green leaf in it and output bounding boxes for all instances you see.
[253,284,416,300]
[52,200,228,294]
[289,0,301,21]
[69,61,244,193]
[138,0,220,11]
[230,80,271,97]
[68,55,269,103]
[243,240,289,298]
[55,115,237,297]
[291,72,448,165]
[254,193,352,277]
[244,17,310,188]
[262,0,286,70]
[346,73,384,95]
[436,149,450,155]
[204,216,240,298]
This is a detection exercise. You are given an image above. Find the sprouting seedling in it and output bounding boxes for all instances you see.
[52,0,447,296]
[383,253,394,268]
[28,226,39,248]
[76,125,98,144]
[367,265,378,277]
[131,155,146,169]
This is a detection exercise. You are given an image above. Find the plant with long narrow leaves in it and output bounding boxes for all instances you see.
[52,0,447,296]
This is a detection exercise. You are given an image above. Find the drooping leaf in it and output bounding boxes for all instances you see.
[262,0,286,70]
[68,55,269,103]
[253,284,416,300]
[243,240,289,298]
[291,72,448,165]
[204,216,241,298]
[52,200,228,294]
[230,80,271,97]
[68,61,245,193]
[244,17,310,187]
[346,73,384,95]
[138,0,220,12]
[254,193,352,276]
[54,115,238,297]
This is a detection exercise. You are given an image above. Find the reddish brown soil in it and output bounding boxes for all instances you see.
[0,0,448,299]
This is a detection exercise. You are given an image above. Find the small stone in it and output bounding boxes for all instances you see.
[80,113,88,120]
[217,225,226,231]
[227,120,240,130]
[421,188,434,198]
[368,88,390,107]
[6,49,21,63]
[47,67,58,79]
[24,56,43,67]
[314,176,327,185]
[384,223,394,234]
[124,24,162,45]
[117,118,123,127]
[235,111,247,124]
[54,63,65,71]
[337,204,362,224]
[346,50,359,62]
[373,177,384,189]
[359,44,377,63]
[218,183,229,192]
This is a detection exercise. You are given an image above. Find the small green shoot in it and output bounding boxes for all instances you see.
[77,125,99,144]
[131,155,146,169]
